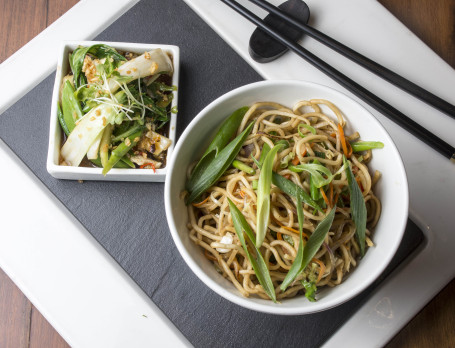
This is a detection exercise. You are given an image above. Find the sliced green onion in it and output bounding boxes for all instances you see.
[281,207,336,291]
[186,122,254,204]
[61,80,83,133]
[232,160,255,175]
[256,144,284,247]
[275,139,290,149]
[280,151,295,168]
[301,279,317,302]
[351,141,384,152]
[187,106,249,191]
[289,163,333,188]
[343,155,367,256]
[298,123,316,137]
[228,198,277,302]
[252,180,258,190]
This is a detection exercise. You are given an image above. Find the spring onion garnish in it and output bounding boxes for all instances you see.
[289,163,333,188]
[228,198,277,302]
[350,141,384,152]
[281,207,336,291]
[271,172,321,211]
[232,160,255,175]
[256,143,284,247]
[186,122,254,204]
[343,155,367,256]
[187,107,249,191]
[298,123,317,137]
[61,80,83,133]
[280,152,295,168]
[301,279,317,302]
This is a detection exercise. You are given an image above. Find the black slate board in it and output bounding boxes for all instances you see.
[0,1,424,347]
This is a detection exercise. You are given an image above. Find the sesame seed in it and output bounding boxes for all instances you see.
[96,109,101,116]
[78,134,83,139]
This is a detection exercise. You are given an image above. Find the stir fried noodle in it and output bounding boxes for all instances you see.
[186,100,381,300]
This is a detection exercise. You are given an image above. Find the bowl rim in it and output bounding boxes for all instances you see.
[165,79,409,315]
[46,40,180,182]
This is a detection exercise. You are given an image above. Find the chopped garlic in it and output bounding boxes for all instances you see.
[216,232,233,253]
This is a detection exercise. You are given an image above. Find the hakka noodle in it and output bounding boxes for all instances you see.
[185,99,382,301]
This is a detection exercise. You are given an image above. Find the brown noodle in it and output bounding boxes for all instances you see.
[186,99,381,301]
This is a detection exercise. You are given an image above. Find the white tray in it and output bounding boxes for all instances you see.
[0,0,454,347]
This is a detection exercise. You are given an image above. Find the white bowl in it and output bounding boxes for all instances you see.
[47,41,179,182]
[165,80,408,315]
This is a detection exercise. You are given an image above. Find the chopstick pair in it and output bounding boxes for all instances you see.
[221,0,455,162]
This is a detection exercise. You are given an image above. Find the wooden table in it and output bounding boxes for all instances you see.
[0,0,454,346]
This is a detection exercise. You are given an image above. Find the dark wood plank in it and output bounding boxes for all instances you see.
[0,0,47,63]
[29,307,69,348]
[0,268,31,348]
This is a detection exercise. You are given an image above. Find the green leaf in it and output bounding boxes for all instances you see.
[298,123,317,137]
[343,156,367,256]
[280,188,306,291]
[70,44,126,89]
[61,80,83,133]
[351,141,384,152]
[57,102,70,136]
[228,198,277,302]
[281,207,336,290]
[187,107,249,191]
[256,144,284,247]
[272,172,321,211]
[186,122,254,204]
[301,280,317,302]
[289,163,333,188]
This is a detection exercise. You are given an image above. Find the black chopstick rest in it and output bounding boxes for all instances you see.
[249,0,310,63]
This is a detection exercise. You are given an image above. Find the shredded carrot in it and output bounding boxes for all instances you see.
[140,162,156,172]
[192,196,210,207]
[329,182,333,208]
[338,123,349,158]
[310,143,315,148]
[282,226,309,239]
[356,176,364,192]
[284,174,291,180]
[312,258,326,283]
[292,155,300,165]
[301,148,307,157]
[347,141,353,158]
[320,187,330,207]
[333,192,340,207]
[239,190,246,198]
[277,232,283,240]
[330,132,336,138]
[204,249,217,261]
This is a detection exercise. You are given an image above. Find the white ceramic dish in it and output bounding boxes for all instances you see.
[47,41,179,182]
[165,80,409,315]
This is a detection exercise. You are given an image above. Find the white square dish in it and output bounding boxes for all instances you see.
[47,41,179,182]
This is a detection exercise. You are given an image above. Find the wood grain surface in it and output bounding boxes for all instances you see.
[0,0,454,347]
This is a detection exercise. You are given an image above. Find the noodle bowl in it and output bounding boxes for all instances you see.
[186,99,381,301]
[165,80,408,314]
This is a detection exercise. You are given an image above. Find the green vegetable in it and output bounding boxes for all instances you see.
[256,144,284,247]
[313,151,326,159]
[281,207,336,291]
[111,122,143,142]
[351,141,384,152]
[90,157,131,169]
[70,44,126,89]
[310,159,322,201]
[271,172,321,211]
[343,156,367,256]
[289,163,333,188]
[186,122,254,204]
[283,234,294,246]
[102,128,145,175]
[187,107,249,191]
[280,151,295,168]
[301,279,317,302]
[100,124,113,167]
[298,123,316,137]
[57,102,70,136]
[274,139,289,149]
[228,198,277,302]
[61,104,118,167]
[61,80,83,133]
[252,180,258,190]
[232,160,255,175]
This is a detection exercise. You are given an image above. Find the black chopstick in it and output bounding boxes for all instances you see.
[221,0,455,162]
[249,0,455,120]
